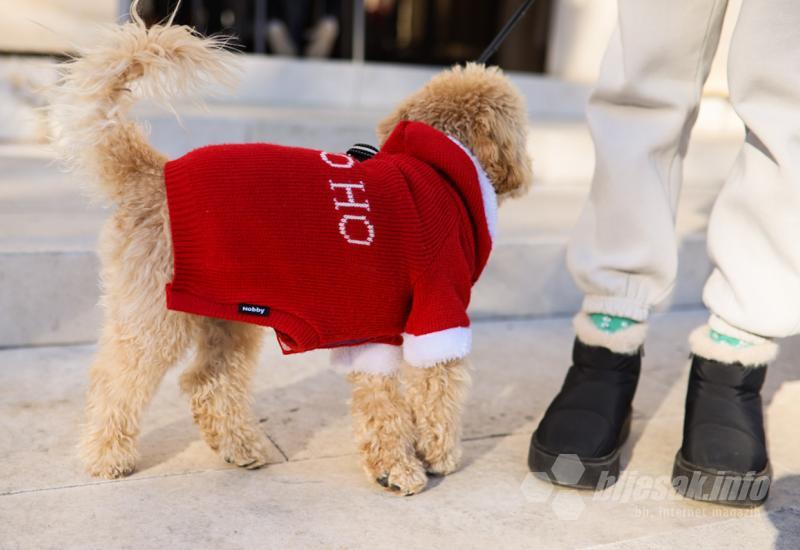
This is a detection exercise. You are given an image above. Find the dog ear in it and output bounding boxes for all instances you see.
[470,117,532,200]
[492,124,533,200]
[376,63,532,199]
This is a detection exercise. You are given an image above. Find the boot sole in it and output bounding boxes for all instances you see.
[528,413,631,490]
[672,451,771,507]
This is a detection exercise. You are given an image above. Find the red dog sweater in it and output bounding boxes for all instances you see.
[164,121,497,373]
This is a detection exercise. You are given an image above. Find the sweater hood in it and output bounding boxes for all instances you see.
[378,121,497,281]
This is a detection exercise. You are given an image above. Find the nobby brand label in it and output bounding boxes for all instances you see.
[238,303,270,317]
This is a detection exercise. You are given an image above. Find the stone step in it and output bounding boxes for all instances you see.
[0,142,720,347]
[139,101,742,189]
[4,55,743,188]
[1,55,590,142]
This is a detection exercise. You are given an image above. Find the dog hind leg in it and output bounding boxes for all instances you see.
[348,371,428,495]
[180,319,273,469]
[82,195,197,479]
[81,311,196,479]
[403,360,471,476]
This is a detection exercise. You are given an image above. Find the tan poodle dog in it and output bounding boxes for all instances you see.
[51,5,531,495]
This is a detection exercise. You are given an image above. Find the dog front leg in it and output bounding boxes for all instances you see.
[403,359,471,476]
[348,371,427,495]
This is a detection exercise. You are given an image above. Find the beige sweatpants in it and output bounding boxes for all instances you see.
[568,0,800,340]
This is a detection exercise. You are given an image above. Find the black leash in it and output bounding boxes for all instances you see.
[477,0,537,64]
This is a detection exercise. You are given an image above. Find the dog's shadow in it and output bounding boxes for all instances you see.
[134,328,800,493]
[134,339,539,484]
[766,475,800,549]
[133,322,663,487]
[136,359,353,474]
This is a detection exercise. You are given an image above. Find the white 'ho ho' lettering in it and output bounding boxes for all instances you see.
[322,150,375,246]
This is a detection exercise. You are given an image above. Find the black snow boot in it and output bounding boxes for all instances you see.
[529,338,641,489]
[672,355,771,507]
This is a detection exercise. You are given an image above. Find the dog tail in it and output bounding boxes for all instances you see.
[50,1,237,201]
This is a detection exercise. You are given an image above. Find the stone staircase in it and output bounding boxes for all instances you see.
[0,56,744,347]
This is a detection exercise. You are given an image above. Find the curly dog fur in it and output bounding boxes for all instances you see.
[51,2,532,494]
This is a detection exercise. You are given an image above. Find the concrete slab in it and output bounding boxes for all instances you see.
[595,507,800,550]
[0,340,292,496]
[1,433,792,550]
[1,429,798,549]
[1,312,799,548]
[0,314,667,494]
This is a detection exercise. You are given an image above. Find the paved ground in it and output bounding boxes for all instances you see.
[2,311,799,549]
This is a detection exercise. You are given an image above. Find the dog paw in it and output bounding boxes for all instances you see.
[217,428,272,470]
[422,444,462,476]
[414,433,463,477]
[86,458,136,480]
[82,436,137,479]
[369,457,428,496]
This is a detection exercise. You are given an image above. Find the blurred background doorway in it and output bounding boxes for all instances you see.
[143,0,553,71]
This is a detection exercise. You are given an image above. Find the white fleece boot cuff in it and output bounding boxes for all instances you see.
[689,324,778,367]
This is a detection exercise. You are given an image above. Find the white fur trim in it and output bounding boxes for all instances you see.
[448,136,498,241]
[403,327,471,368]
[689,325,778,367]
[330,343,403,375]
[573,313,647,355]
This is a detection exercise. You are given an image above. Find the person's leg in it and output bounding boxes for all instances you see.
[568,0,730,345]
[531,0,730,489]
[675,0,800,507]
[702,0,800,345]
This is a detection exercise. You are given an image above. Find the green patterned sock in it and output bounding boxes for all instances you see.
[709,329,753,349]
[589,313,639,334]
